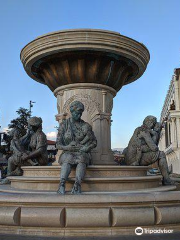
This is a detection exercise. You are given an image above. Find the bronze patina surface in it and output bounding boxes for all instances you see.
[56,101,97,194]
[21,29,150,92]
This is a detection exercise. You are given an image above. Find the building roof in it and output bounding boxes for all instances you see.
[47,140,56,145]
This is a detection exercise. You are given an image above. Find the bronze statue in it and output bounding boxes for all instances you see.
[124,115,175,185]
[56,101,97,194]
[0,117,48,184]
[21,117,48,165]
[7,128,36,175]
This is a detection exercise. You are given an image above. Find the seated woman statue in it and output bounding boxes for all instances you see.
[0,117,48,184]
[7,128,36,175]
[56,101,97,194]
[21,116,48,166]
[124,115,175,185]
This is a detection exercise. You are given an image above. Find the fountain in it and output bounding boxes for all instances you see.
[20,29,150,164]
[0,29,180,237]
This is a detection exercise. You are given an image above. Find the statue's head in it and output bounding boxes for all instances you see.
[143,115,157,129]
[154,122,162,132]
[70,101,84,121]
[28,117,42,131]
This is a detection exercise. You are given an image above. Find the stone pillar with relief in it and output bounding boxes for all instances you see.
[53,83,116,165]
[171,117,177,149]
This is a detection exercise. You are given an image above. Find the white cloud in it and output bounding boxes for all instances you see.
[46,131,57,140]
[2,127,8,133]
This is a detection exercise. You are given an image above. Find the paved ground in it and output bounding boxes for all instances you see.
[0,233,180,240]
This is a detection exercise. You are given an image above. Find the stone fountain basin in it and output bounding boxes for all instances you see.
[21,29,150,92]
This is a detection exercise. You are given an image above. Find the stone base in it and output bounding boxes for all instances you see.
[8,175,163,191]
[1,165,179,237]
[0,189,180,237]
[22,165,149,177]
[7,166,163,192]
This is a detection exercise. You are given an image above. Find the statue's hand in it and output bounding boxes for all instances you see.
[63,145,80,152]
[21,153,29,161]
[151,146,159,152]
[80,146,89,153]
[70,146,80,151]
[138,131,146,138]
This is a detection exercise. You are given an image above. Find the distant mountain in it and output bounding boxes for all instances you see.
[112,148,124,152]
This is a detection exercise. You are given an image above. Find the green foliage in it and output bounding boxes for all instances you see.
[8,107,31,135]
[0,108,31,157]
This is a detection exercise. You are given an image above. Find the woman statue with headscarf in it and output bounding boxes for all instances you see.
[21,116,48,165]
[56,101,97,194]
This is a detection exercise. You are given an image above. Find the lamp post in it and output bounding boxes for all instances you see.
[29,101,36,116]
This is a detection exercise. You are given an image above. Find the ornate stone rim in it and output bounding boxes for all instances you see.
[54,83,117,97]
[20,29,150,86]
[21,165,150,170]
[8,175,162,183]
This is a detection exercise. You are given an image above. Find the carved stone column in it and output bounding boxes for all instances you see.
[91,113,114,164]
[176,117,180,148]
[174,78,180,110]
[53,83,116,165]
[159,128,165,151]
[171,117,177,148]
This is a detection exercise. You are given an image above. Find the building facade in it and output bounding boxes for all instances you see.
[159,68,180,174]
[47,140,57,164]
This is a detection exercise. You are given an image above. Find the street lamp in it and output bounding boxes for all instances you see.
[29,101,36,116]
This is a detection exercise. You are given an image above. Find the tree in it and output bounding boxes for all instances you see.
[0,107,31,168]
[0,107,31,156]
[8,107,31,136]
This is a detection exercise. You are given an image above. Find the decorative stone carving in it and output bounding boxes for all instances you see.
[62,93,101,118]
[21,29,150,92]
[106,99,113,114]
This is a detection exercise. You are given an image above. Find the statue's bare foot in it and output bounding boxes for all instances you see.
[10,168,22,176]
[57,184,65,194]
[29,159,39,166]
[163,178,177,186]
[131,161,139,166]
[0,178,10,185]
[57,179,66,194]
[71,181,81,194]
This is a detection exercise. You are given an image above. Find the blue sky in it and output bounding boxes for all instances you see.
[0,0,180,148]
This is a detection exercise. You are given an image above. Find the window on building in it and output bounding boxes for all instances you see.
[169,123,171,145]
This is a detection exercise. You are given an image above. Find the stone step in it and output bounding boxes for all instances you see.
[0,184,176,195]
[21,165,149,178]
[8,175,162,192]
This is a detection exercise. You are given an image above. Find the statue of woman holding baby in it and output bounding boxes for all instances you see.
[56,101,97,194]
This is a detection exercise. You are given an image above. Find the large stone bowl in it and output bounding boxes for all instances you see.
[20,29,150,92]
